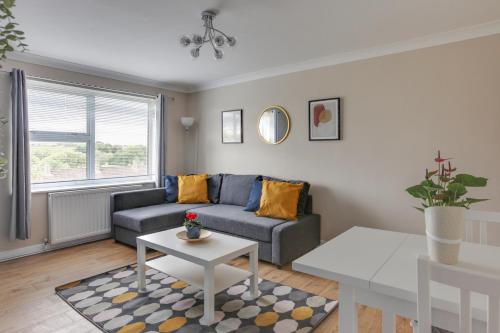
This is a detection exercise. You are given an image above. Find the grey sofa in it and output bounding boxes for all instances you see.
[111,174,321,266]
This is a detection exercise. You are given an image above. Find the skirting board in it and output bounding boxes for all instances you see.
[0,233,111,262]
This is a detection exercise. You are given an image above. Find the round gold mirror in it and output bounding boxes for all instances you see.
[258,105,291,144]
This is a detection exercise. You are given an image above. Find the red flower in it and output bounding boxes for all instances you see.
[186,212,198,220]
[434,150,450,164]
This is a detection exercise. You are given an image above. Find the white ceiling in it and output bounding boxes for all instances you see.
[13,0,500,92]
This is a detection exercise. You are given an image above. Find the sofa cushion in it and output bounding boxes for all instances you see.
[263,176,311,216]
[207,174,223,203]
[256,180,304,220]
[188,204,287,242]
[113,203,212,233]
[178,174,210,204]
[164,175,178,203]
[244,179,262,212]
[219,174,259,206]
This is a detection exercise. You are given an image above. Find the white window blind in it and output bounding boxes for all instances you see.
[27,79,158,187]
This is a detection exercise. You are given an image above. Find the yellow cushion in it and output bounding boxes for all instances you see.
[256,180,304,220]
[177,174,210,204]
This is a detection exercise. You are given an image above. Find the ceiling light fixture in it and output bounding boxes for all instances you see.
[180,10,236,60]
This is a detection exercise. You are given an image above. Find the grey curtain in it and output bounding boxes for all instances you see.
[157,94,166,187]
[9,69,31,240]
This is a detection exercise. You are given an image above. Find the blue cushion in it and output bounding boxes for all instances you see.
[164,175,178,203]
[244,179,262,212]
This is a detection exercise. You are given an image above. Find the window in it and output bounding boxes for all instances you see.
[28,79,158,188]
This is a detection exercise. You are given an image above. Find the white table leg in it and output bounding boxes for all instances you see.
[137,240,147,293]
[249,246,259,298]
[339,283,358,333]
[200,265,215,326]
[383,311,396,333]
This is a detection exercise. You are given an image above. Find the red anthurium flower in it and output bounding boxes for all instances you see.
[434,150,450,163]
[186,212,198,220]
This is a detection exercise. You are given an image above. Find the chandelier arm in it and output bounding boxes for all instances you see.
[207,22,218,50]
[210,27,231,39]
[209,32,218,51]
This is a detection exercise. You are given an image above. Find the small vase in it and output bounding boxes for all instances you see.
[186,226,201,239]
[424,206,465,265]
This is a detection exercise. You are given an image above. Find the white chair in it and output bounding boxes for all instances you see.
[465,210,500,245]
[417,255,500,333]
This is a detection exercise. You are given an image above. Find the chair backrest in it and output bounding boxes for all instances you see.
[465,210,500,245]
[417,255,500,333]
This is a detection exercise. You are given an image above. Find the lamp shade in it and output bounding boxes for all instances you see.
[180,117,195,130]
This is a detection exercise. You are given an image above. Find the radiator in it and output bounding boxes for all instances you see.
[48,184,146,245]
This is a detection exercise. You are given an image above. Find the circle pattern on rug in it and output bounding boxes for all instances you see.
[158,316,187,332]
[216,317,241,333]
[221,299,244,312]
[56,263,337,333]
[291,306,313,321]
[254,311,279,327]
[117,321,146,333]
[237,305,261,319]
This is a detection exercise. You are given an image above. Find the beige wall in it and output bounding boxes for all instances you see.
[0,60,188,252]
[187,34,500,241]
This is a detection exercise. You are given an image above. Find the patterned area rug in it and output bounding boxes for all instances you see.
[56,264,338,333]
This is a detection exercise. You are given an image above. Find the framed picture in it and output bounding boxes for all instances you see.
[221,109,243,143]
[308,97,340,141]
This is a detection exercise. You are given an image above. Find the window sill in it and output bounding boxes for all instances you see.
[31,180,156,194]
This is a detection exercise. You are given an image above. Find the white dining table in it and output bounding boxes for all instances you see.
[292,226,500,333]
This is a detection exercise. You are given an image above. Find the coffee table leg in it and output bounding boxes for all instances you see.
[249,247,259,298]
[339,283,358,333]
[201,265,215,325]
[137,240,147,293]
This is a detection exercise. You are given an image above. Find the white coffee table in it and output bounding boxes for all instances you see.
[136,227,259,325]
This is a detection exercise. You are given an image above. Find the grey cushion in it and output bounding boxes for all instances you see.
[219,174,259,206]
[188,204,287,242]
[113,203,212,233]
[263,176,311,216]
[208,174,223,203]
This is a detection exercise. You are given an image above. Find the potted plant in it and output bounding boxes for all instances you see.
[183,212,203,239]
[406,151,488,264]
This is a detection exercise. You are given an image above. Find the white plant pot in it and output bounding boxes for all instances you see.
[424,206,465,265]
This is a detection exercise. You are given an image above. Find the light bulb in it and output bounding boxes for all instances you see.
[180,35,191,47]
[214,35,225,47]
[190,48,200,59]
[227,36,237,47]
[192,34,203,46]
[214,48,223,60]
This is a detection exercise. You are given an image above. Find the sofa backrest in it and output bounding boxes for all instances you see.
[219,174,259,206]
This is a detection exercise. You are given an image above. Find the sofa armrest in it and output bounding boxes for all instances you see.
[111,188,166,213]
[271,214,321,266]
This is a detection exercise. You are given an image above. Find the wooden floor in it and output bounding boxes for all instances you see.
[0,240,413,333]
